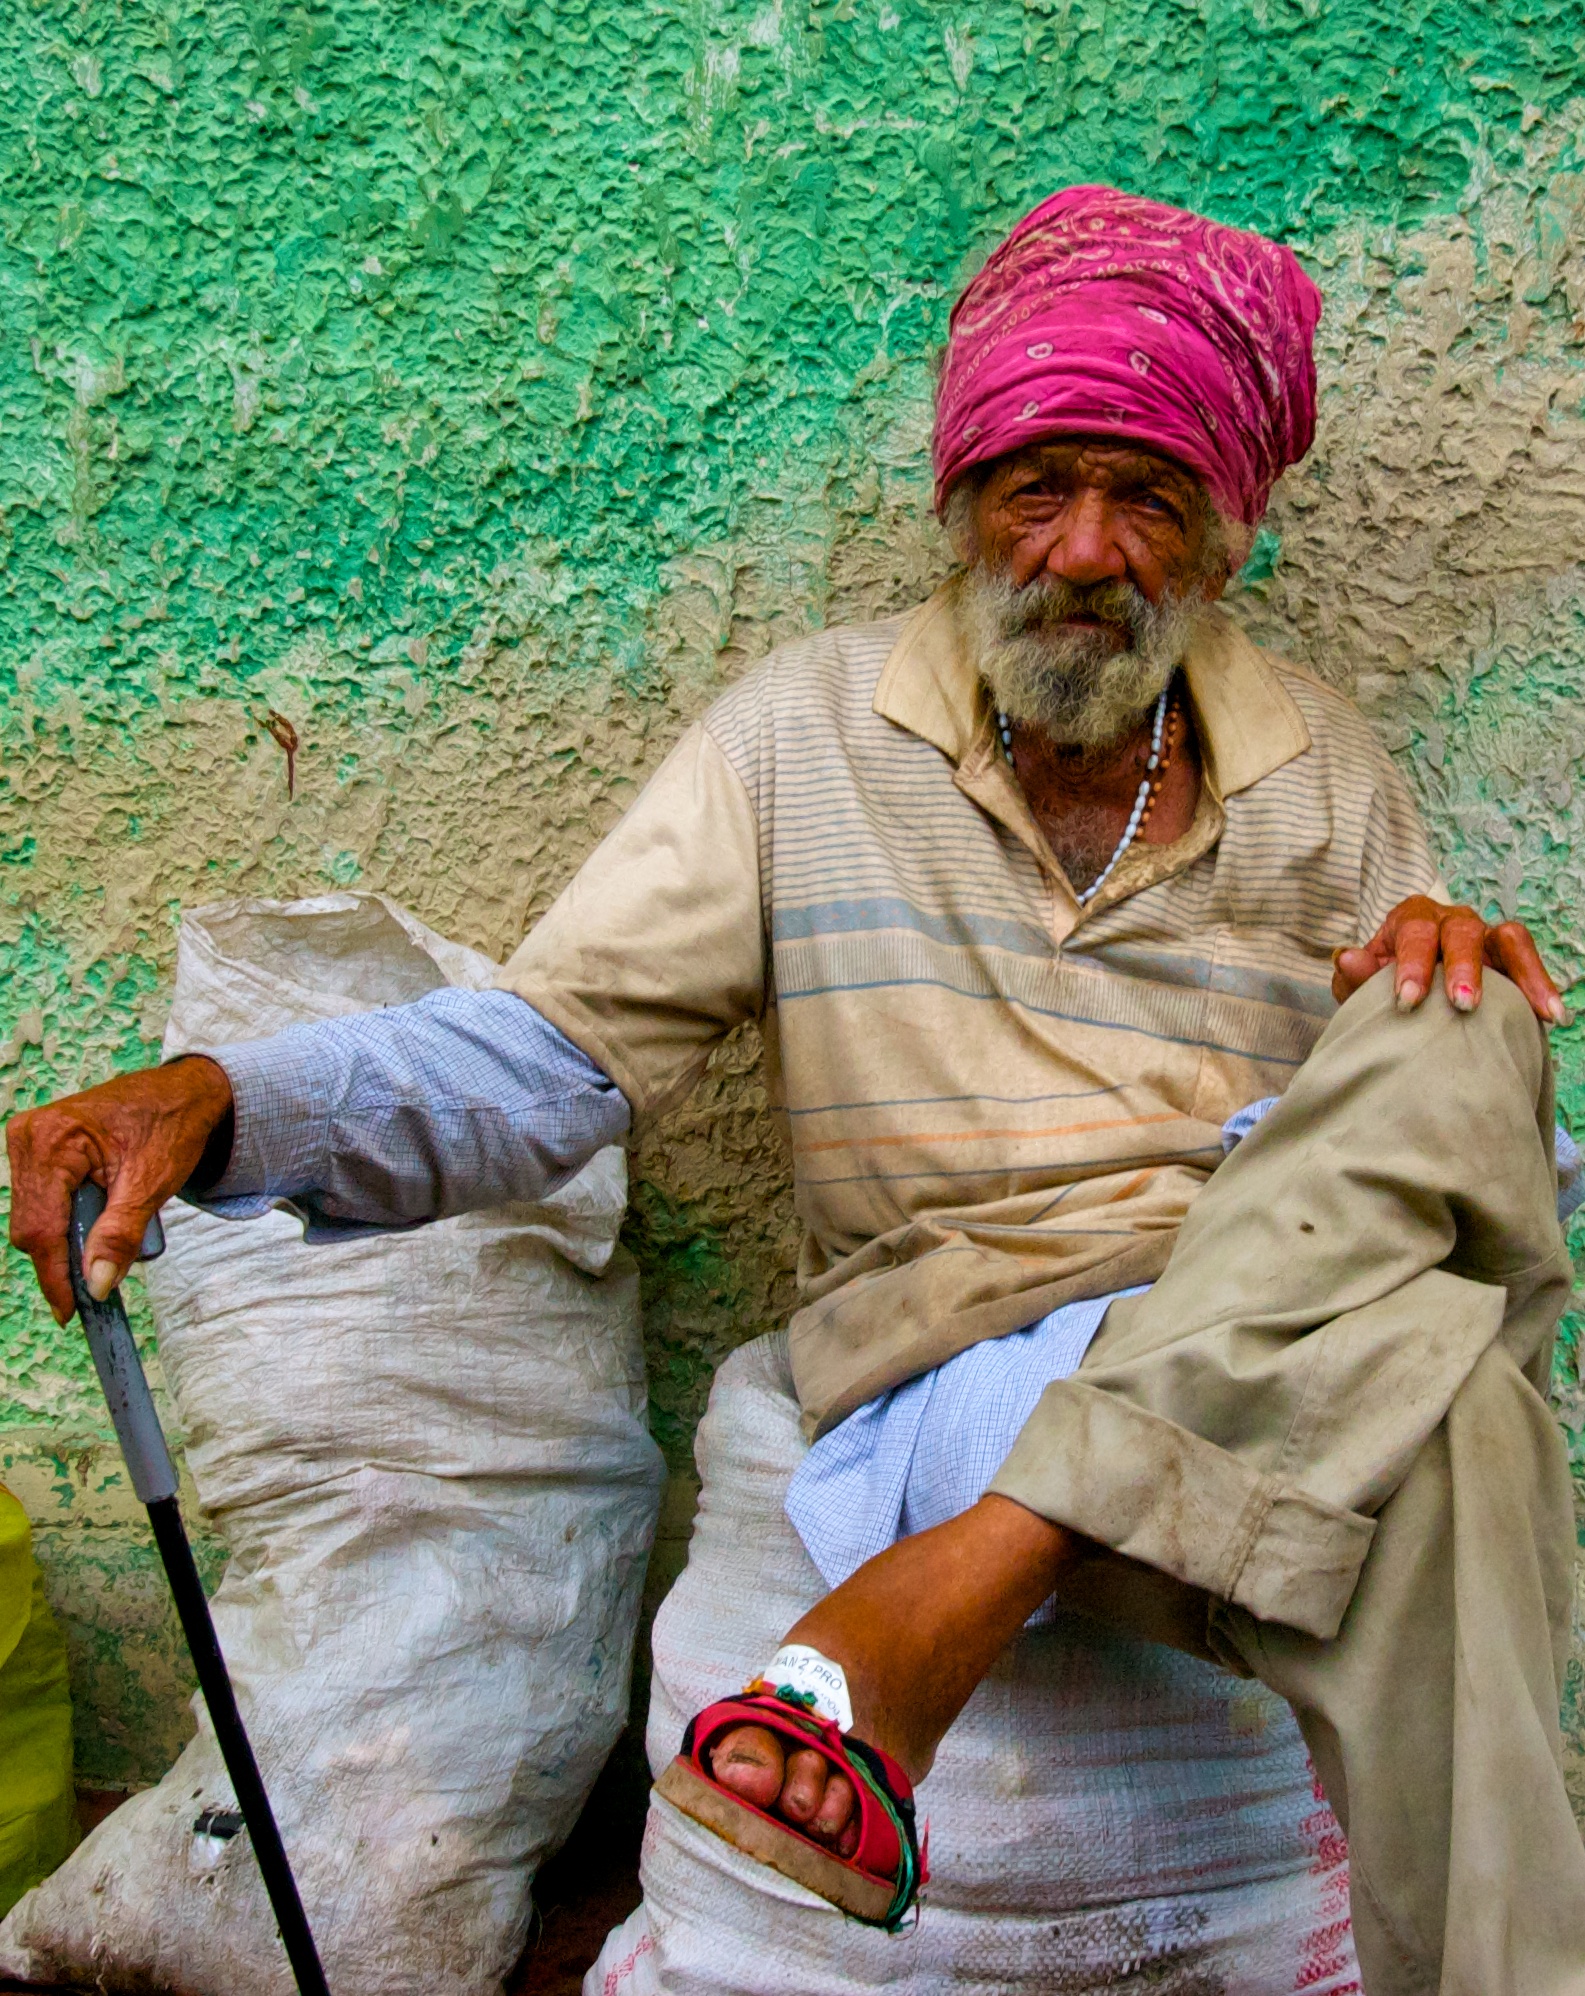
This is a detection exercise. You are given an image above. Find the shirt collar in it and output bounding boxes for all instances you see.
[872,581,1311,798]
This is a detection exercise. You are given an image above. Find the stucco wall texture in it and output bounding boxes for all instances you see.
[4,0,1585,1789]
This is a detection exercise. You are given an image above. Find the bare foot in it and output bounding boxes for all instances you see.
[707,1495,1074,1852]
[709,1726,863,1855]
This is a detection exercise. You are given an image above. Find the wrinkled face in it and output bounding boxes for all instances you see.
[950,437,1232,751]
[965,436,1228,608]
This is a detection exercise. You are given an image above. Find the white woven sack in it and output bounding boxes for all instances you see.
[0,893,665,1996]
[594,1333,1360,1996]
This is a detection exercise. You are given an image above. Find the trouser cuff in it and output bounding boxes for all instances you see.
[988,1380,1376,1641]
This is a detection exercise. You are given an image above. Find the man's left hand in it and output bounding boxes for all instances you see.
[1332,895,1566,1024]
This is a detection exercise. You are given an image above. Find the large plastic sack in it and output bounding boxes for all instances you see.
[0,1487,77,1919]
[597,1333,1359,1996]
[589,1904,661,1996]
[0,892,665,1996]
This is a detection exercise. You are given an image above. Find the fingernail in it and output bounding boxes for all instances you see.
[1450,984,1476,1012]
[86,1259,120,1302]
[1549,997,1569,1025]
[1395,982,1423,1012]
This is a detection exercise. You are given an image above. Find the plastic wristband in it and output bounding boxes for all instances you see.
[754,1645,854,1731]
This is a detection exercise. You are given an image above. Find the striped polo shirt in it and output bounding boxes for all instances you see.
[502,584,1440,1433]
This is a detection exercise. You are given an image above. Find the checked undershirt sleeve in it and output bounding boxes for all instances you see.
[185,987,630,1241]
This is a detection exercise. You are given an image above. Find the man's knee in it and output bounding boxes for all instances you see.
[1330,964,1549,1105]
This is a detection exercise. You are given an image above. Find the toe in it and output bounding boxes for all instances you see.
[777,1747,829,1826]
[809,1770,856,1846]
[710,1724,785,1812]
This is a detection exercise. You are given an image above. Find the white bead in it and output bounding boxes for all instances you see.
[1010,682,1174,905]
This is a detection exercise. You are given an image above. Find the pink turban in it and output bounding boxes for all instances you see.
[933,186,1322,528]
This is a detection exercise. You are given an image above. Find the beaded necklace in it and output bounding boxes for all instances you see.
[997,683,1179,907]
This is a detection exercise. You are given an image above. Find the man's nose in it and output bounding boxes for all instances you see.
[1041,491,1128,587]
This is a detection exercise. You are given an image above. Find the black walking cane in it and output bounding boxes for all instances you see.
[66,1182,331,1996]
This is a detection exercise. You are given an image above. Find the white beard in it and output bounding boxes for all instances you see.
[957,565,1201,752]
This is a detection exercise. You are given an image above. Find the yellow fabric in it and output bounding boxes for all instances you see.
[0,1486,78,1918]
[501,584,1443,1432]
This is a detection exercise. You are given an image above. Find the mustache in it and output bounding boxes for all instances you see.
[995,575,1155,645]
[957,561,1195,751]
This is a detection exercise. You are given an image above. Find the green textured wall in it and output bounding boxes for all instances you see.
[4,0,1585,1788]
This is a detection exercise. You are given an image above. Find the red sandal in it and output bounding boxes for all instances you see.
[654,1683,926,1930]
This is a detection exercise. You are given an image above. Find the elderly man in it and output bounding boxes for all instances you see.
[9,188,1584,1993]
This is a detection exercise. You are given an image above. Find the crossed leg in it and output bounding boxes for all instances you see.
[702,972,1585,1992]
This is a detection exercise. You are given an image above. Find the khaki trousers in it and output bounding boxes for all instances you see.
[989,969,1583,1996]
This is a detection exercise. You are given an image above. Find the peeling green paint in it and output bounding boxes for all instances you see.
[4,0,1585,1793]
[624,1183,758,1468]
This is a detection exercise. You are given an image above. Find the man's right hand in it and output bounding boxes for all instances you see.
[6,1059,234,1325]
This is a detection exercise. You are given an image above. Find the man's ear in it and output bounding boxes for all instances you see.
[1199,509,1251,601]
[940,479,983,565]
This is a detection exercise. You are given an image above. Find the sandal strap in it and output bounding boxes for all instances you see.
[680,1689,923,1931]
